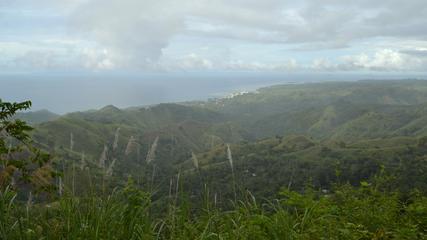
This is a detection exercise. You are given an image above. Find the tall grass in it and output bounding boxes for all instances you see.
[227,144,237,202]
[113,127,120,151]
[58,176,63,197]
[191,151,199,170]
[98,145,108,169]
[1,133,426,240]
[69,132,74,152]
[1,180,425,239]
[80,152,86,170]
[106,158,117,177]
[125,136,137,156]
[146,136,159,164]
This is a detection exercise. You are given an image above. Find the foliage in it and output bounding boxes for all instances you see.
[0,99,56,194]
[4,80,427,238]
[0,179,426,239]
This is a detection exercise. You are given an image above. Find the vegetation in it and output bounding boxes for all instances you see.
[2,80,427,239]
[1,176,426,239]
[13,109,59,125]
[0,100,56,195]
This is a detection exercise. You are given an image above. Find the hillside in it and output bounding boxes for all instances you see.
[181,135,427,200]
[4,0,427,237]
[34,80,427,158]
[14,109,59,125]
[23,80,427,198]
[31,103,249,188]
[3,80,427,239]
[193,80,427,140]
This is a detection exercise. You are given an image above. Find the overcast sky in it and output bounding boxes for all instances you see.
[1,0,427,113]
[1,0,427,73]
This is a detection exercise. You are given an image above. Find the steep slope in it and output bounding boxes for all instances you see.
[25,80,427,196]
[32,103,248,166]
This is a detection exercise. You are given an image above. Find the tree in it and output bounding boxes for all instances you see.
[0,99,56,194]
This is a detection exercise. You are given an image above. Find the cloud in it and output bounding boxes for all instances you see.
[223,59,298,72]
[69,0,193,68]
[306,49,427,72]
[1,43,112,71]
[2,0,427,72]
[400,49,427,58]
[158,53,299,72]
[189,0,427,44]
[0,0,84,10]
[63,0,427,70]
[13,50,60,69]
[173,53,214,70]
[311,59,337,71]
[339,49,424,71]
[79,48,115,70]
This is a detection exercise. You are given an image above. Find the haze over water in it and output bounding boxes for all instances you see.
[2,73,424,114]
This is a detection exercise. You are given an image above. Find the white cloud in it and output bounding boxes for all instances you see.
[79,48,116,70]
[157,53,299,72]
[69,0,193,67]
[340,49,426,71]
[175,53,214,70]
[311,58,336,71]
[63,0,427,70]
[400,49,427,58]
[306,49,427,72]
[2,0,427,72]
[223,59,298,72]
[13,50,58,69]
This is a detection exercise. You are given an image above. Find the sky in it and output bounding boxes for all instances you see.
[1,0,427,112]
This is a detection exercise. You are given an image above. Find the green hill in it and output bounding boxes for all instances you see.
[14,109,59,125]
[196,80,427,141]
[26,80,427,197]
[3,80,427,239]
[181,134,427,200]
